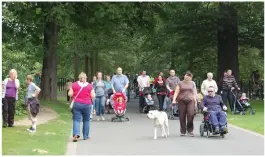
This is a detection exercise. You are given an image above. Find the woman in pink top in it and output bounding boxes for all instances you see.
[68,72,95,142]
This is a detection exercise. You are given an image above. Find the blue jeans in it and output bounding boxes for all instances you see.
[95,96,106,116]
[209,110,227,129]
[72,102,92,139]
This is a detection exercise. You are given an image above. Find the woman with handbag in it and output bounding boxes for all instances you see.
[68,72,95,142]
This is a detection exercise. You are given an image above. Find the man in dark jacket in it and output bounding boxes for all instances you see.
[200,86,228,134]
[221,69,240,112]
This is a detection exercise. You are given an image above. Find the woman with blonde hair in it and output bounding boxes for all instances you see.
[2,69,20,128]
[68,72,95,142]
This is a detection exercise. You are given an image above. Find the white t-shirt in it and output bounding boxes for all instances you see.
[200,79,218,96]
[137,75,150,90]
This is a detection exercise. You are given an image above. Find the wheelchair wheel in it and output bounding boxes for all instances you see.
[200,123,204,136]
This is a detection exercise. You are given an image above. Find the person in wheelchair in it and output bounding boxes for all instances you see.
[200,86,228,134]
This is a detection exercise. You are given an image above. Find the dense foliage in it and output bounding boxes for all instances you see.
[2,2,264,107]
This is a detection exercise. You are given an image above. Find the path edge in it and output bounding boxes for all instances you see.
[229,123,264,138]
[65,132,77,155]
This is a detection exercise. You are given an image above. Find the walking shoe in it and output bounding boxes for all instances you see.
[27,127,33,131]
[101,116,105,121]
[84,137,90,140]
[215,127,220,134]
[73,135,79,142]
[3,123,7,128]
[97,116,100,121]
[29,128,36,133]
[8,124,14,127]
[180,133,185,136]
[188,132,194,137]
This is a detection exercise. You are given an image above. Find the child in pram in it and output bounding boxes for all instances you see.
[111,92,129,122]
[240,93,250,107]
[239,93,255,115]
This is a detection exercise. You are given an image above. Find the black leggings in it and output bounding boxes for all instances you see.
[222,90,234,111]
[2,97,16,126]
[157,94,166,111]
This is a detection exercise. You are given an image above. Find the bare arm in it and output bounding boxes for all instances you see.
[32,83,41,97]
[68,88,73,97]
[15,79,20,89]
[90,89,95,99]
[172,85,180,103]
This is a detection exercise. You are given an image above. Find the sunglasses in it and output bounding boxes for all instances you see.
[208,91,214,93]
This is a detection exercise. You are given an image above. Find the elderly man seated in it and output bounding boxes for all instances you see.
[200,86,228,134]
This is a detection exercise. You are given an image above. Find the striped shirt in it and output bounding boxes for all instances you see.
[222,75,239,90]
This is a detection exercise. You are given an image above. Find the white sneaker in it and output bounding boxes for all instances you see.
[101,116,105,121]
[97,116,100,121]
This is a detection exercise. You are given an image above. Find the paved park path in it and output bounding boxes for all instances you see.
[66,96,264,155]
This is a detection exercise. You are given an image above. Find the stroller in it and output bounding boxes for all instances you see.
[105,89,114,114]
[231,90,255,115]
[134,86,140,98]
[139,87,156,113]
[166,91,179,120]
[199,111,228,138]
[111,92,129,122]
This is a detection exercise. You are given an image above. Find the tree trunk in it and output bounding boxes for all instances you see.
[217,3,239,83]
[90,53,95,81]
[84,55,89,76]
[74,54,79,81]
[39,22,59,100]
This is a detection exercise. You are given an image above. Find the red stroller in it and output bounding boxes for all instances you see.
[111,92,129,122]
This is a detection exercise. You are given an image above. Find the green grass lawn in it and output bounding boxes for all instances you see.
[227,100,264,135]
[2,100,72,155]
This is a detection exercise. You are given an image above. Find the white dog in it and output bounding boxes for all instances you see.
[147,110,169,140]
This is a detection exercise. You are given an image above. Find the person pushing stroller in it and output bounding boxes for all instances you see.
[200,86,228,134]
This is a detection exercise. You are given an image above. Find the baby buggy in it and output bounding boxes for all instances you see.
[166,91,179,120]
[111,92,129,122]
[139,87,156,113]
[231,90,247,115]
[199,111,228,138]
[231,91,255,115]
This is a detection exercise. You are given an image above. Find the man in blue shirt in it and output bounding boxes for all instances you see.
[200,86,228,134]
[111,67,129,95]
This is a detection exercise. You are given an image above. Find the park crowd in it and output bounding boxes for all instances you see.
[2,67,242,142]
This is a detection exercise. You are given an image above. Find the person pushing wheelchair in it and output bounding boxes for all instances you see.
[200,86,228,134]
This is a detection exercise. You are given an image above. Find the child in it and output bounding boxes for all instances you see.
[240,93,250,107]
[25,75,41,133]
[197,89,203,112]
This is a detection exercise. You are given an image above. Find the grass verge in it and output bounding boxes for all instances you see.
[227,100,264,135]
[2,100,72,155]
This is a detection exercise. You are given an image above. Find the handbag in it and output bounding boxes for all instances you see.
[69,86,84,109]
